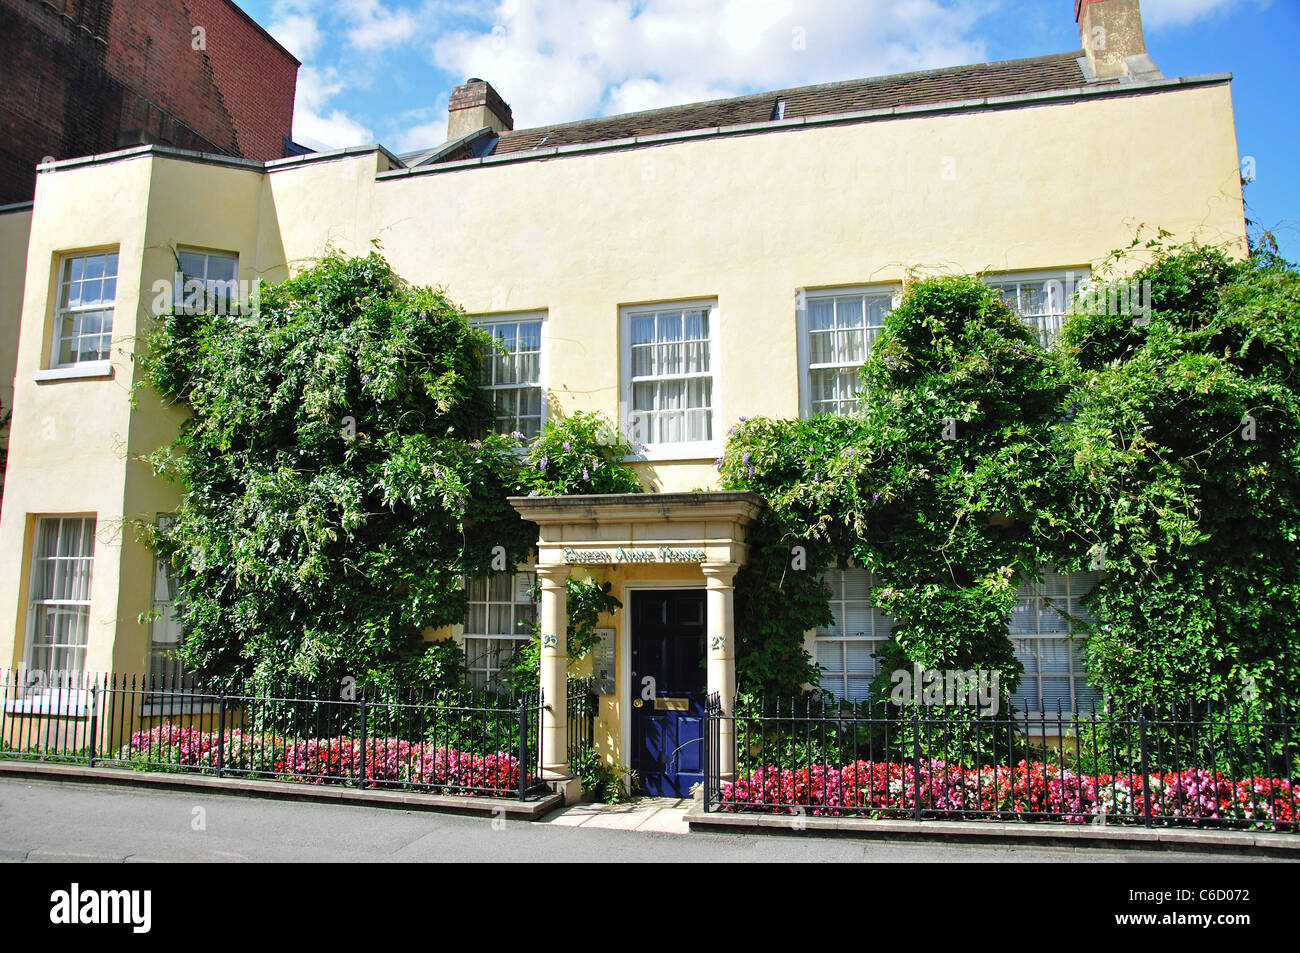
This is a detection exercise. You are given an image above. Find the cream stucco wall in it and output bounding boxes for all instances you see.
[0,80,1247,676]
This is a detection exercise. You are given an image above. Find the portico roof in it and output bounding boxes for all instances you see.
[508,491,765,569]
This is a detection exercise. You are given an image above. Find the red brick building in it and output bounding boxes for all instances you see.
[0,0,299,205]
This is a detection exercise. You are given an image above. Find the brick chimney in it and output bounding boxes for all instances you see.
[1075,0,1158,80]
[447,78,514,141]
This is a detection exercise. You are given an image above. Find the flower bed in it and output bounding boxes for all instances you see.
[117,723,524,795]
[721,759,1298,830]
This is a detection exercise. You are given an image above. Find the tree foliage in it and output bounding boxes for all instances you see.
[1058,242,1300,705]
[724,277,1070,702]
[723,243,1300,711]
[143,251,639,691]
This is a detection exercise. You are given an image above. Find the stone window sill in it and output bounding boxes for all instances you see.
[34,362,113,382]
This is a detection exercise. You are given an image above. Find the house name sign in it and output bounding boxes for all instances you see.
[561,546,706,565]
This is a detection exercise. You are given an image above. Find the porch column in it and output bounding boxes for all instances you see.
[536,564,573,785]
[702,562,738,780]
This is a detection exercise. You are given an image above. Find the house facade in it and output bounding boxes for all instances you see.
[0,0,1248,796]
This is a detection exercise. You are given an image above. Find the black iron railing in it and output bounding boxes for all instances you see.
[703,694,1300,831]
[567,677,596,762]
[0,669,548,800]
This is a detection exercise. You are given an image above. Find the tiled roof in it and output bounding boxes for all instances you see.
[420,50,1100,164]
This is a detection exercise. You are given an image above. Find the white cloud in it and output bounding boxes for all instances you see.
[292,67,374,150]
[266,0,327,59]
[391,119,450,154]
[294,109,376,151]
[267,13,322,59]
[605,79,739,116]
[427,0,994,129]
[339,0,423,51]
[1139,0,1270,30]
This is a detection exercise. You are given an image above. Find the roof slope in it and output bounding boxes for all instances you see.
[422,50,1101,162]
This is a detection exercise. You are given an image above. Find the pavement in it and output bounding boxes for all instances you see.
[0,777,1284,862]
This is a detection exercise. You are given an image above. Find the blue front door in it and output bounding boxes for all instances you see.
[630,589,706,797]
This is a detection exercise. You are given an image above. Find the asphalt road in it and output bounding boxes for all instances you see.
[0,778,1276,863]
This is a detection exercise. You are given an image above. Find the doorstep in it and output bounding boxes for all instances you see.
[685,800,1300,856]
[0,759,562,820]
[544,797,691,834]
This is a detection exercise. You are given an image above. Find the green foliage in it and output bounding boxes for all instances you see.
[722,244,1300,717]
[506,576,623,690]
[730,516,831,700]
[520,411,643,496]
[724,276,1069,704]
[570,746,633,803]
[1057,241,1300,707]
[142,250,637,691]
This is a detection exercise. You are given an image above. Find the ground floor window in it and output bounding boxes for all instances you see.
[463,570,536,689]
[1008,569,1103,715]
[815,566,895,703]
[27,516,95,676]
[148,517,186,685]
[814,566,1102,714]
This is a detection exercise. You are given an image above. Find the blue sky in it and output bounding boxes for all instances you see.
[236,0,1299,260]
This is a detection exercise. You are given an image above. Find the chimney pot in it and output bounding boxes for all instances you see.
[447,78,514,141]
[1076,0,1154,80]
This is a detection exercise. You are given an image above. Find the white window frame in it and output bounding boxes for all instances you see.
[982,268,1090,349]
[815,564,895,703]
[147,515,187,687]
[23,515,96,682]
[460,568,537,690]
[470,312,547,439]
[1009,568,1103,717]
[50,250,118,369]
[620,298,720,461]
[798,285,900,419]
[175,248,239,316]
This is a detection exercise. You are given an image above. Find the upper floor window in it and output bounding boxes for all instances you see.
[623,301,716,455]
[53,251,117,367]
[800,288,894,417]
[984,270,1086,348]
[463,571,536,690]
[27,516,95,676]
[176,249,238,315]
[473,315,544,439]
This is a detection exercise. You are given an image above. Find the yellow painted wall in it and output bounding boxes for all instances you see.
[0,159,151,672]
[0,81,1246,679]
[360,84,1244,492]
